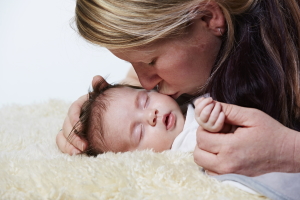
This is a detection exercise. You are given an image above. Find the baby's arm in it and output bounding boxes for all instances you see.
[194,97,225,133]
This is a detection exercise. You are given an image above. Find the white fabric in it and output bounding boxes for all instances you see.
[171,104,198,152]
[171,94,209,152]
[0,100,265,199]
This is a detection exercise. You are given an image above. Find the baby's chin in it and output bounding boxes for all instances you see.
[149,145,173,152]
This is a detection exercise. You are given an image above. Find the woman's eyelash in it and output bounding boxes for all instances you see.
[148,59,156,66]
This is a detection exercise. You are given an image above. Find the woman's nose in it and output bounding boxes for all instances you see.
[133,64,162,90]
[145,108,157,126]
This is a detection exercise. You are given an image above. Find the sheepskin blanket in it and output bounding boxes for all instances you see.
[0,100,268,199]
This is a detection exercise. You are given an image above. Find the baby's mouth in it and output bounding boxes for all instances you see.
[163,113,176,130]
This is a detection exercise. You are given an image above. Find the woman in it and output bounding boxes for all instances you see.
[56,0,300,176]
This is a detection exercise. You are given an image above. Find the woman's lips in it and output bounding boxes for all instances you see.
[163,113,176,130]
[170,92,179,99]
[163,92,179,99]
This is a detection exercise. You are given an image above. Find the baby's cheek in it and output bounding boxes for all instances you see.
[156,139,172,152]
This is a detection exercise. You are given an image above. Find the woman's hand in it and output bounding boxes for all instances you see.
[56,75,109,155]
[56,94,88,155]
[193,102,300,176]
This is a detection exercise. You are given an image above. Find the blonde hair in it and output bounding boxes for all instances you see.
[75,0,255,83]
[75,0,300,129]
[75,0,253,48]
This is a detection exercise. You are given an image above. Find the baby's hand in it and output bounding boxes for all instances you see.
[194,97,225,132]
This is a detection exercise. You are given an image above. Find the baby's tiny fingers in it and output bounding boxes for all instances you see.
[208,102,222,124]
[199,102,215,123]
[194,97,205,106]
[194,97,213,107]
[195,97,213,117]
[211,112,225,132]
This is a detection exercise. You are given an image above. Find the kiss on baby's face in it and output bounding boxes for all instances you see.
[102,87,185,152]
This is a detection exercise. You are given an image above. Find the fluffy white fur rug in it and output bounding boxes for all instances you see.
[0,100,268,199]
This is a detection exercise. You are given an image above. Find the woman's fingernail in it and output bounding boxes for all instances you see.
[77,142,83,151]
[72,149,80,155]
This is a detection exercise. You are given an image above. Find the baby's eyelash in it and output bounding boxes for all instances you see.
[144,95,149,108]
[140,124,144,141]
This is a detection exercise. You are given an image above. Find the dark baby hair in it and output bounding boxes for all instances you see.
[69,80,142,156]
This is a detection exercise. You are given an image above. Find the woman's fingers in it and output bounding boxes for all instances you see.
[205,170,219,176]
[56,95,89,154]
[63,94,88,138]
[92,75,109,90]
[56,130,81,155]
[59,114,88,154]
[196,126,228,153]
[219,102,254,126]
[193,145,219,170]
[57,76,108,155]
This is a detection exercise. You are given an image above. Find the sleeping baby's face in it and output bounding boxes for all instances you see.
[102,87,185,152]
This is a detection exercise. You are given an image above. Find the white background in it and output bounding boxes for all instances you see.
[0,0,130,108]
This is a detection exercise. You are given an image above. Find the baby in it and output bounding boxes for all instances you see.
[71,79,231,156]
[70,81,264,196]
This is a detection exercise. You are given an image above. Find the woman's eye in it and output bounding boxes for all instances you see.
[148,59,156,66]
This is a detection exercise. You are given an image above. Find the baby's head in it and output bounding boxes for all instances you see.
[72,79,185,156]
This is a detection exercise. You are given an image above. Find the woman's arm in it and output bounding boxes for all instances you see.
[193,102,300,176]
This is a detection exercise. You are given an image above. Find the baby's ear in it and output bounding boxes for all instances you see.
[92,75,109,91]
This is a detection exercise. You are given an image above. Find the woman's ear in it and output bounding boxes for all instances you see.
[195,1,226,36]
[92,75,109,91]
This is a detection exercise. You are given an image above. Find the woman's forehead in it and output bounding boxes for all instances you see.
[109,38,175,57]
[110,38,166,52]
[110,47,157,61]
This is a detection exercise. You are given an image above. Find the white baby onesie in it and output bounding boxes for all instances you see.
[171,103,198,152]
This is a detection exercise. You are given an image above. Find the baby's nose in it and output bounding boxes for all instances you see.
[146,109,157,126]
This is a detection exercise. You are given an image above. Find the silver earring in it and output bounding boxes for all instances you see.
[218,28,223,36]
